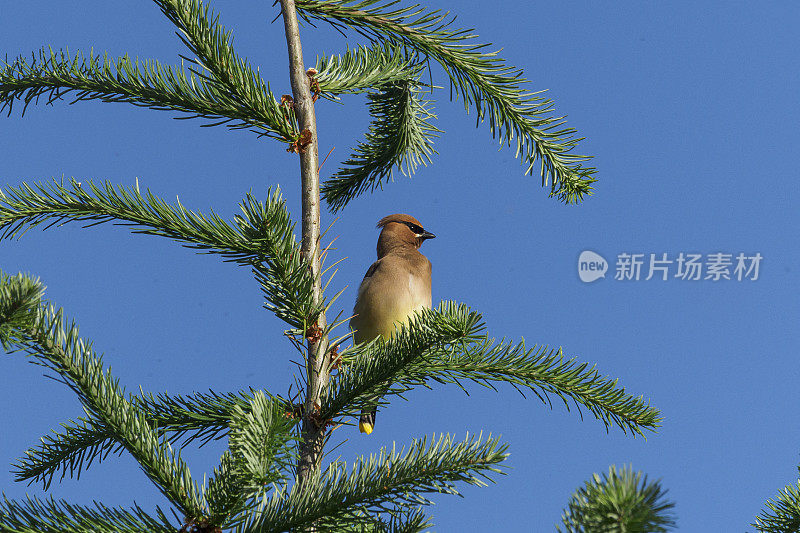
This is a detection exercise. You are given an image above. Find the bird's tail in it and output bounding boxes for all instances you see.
[359,409,376,435]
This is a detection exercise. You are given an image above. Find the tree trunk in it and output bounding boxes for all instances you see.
[278,0,329,489]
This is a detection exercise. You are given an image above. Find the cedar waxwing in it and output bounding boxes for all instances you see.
[350,214,436,434]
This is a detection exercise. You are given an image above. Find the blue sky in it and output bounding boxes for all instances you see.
[2,1,799,531]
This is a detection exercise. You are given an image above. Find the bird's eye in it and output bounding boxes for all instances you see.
[406,223,423,234]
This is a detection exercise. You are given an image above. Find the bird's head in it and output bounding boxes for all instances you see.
[376,214,435,255]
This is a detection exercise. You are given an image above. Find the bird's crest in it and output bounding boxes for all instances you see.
[377,213,423,228]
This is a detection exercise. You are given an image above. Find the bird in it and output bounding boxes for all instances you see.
[350,214,436,435]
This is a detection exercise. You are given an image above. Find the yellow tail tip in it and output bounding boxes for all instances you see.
[359,421,374,435]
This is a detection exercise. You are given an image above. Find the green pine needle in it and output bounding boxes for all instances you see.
[0,179,321,328]
[315,42,424,96]
[204,392,297,526]
[754,478,800,533]
[11,388,274,490]
[558,465,677,533]
[295,0,597,204]
[321,78,439,212]
[0,275,206,518]
[331,302,661,437]
[0,495,177,533]
[0,47,293,140]
[239,432,507,532]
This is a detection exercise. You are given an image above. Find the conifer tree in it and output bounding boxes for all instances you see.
[558,465,676,533]
[754,466,800,532]
[0,1,661,530]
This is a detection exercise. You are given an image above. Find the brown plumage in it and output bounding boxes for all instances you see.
[350,214,435,434]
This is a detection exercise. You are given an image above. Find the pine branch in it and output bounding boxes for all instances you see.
[379,509,433,533]
[410,339,662,437]
[152,0,307,142]
[0,277,205,518]
[0,495,176,533]
[295,0,597,203]
[325,508,433,533]
[204,392,296,526]
[754,479,800,533]
[227,392,296,486]
[314,43,440,212]
[0,271,45,349]
[153,0,301,142]
[0,48,293,140]
[321,78,439,212]
[0,179,321,328]
[322,302,480,421]
[12,388,273,490]
[367,509,433,533]
[328,302,661,437]
[558,465,676,533]
[314,42,424,96]
[0,178,273,262]
[11,416,123,490]
[239,432,507,532]
[137,388,281,447]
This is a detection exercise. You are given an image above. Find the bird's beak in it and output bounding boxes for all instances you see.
[419,230,436,241]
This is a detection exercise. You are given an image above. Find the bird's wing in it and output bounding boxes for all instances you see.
[350,258,384,342]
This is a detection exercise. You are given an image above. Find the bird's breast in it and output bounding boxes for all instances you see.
[378,271,431,335]
[351,254,432,343]
[406,271,432,310]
